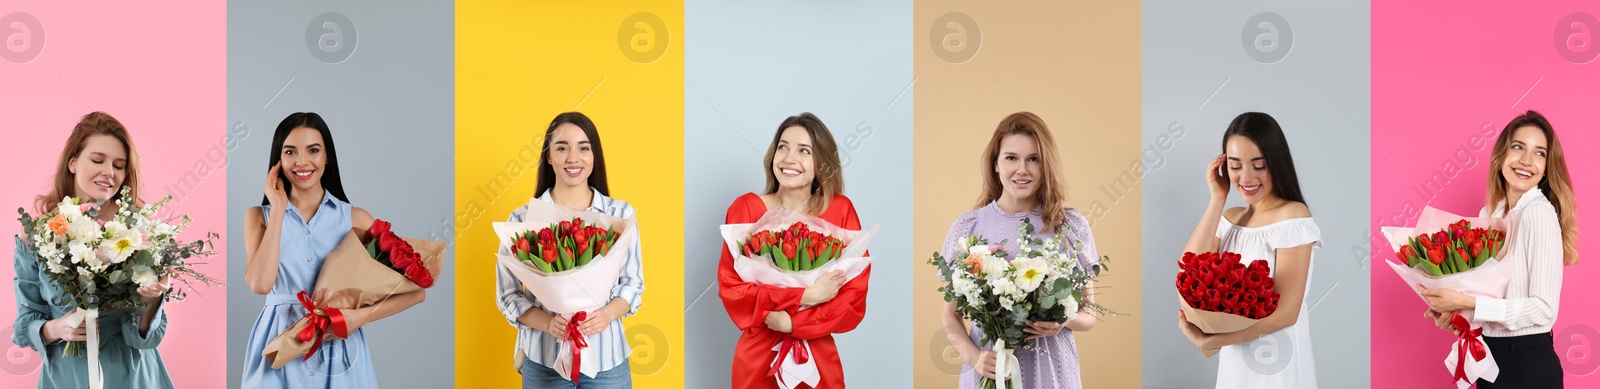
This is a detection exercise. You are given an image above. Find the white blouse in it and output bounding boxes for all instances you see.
[1473,189,1565,337]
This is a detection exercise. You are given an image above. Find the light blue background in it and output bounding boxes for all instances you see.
[225,1,455,388]
[1141,0,1372,388]
[683,0,915,387]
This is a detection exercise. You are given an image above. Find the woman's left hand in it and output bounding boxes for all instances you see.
[136,274,171,303]
[579,306,619,336]
[1023,320,1065,340]
[1178,310,1218,352]
[1418,284,1475,313]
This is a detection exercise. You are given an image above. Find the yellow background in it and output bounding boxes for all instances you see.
[456,1,684,386]
[913,0,1143,387]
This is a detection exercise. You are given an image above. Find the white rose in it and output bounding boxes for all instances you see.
[68,242,94,265]
[67,216,101,242]
[131,269,158,288]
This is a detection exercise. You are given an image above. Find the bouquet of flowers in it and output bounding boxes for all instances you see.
[929,218,1112,389]
[1381,206,1511,388]
[1176,251,1280,356]
[739,222,846,272]
[260,218,445,368]
[507,217,622,273]
[495,200,639,383]
[17,186,221,389]
[720,207,879,389]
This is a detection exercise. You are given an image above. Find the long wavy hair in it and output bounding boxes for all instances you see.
[763,112,843,215]
[975,112,1070,233]
[1487,110,1579,265]
[37,112,141,214]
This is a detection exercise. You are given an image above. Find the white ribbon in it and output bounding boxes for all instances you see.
[993,338,1024,389]
[65,308,104,389]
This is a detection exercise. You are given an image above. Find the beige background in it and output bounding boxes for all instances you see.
[912,0,1142,387]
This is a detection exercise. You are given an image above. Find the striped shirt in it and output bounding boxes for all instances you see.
[495,187,645,374]
[1473,189,1564,337]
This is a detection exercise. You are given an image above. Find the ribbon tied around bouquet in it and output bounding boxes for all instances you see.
[565,311,590,383]
[1450,314,1487,385]
[295,290,349,362]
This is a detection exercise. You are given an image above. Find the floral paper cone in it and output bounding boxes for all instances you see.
[260,228,446,369]
[493,199,639,381]
[1381,205,1510,387]
[718,206,879,389]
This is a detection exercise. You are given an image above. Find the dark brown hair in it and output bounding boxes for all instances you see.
[536,112,610,197]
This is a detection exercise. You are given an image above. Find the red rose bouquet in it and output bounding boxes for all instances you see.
[261,219,446,369]
[1176,251,1280,357]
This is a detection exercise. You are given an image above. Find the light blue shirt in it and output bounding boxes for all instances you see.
[495,188,645,375]
[241,190,380,388]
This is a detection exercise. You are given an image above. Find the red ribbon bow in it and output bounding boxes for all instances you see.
[295,291,348,362]
[565,311,589,383]
[766,336,811,380]
[1450,313,1487,384]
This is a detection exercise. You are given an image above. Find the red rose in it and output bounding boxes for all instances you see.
[405,263,434,288]
[368,219,392,241]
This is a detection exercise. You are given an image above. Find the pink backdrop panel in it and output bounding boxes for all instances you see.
[0,1,227,387]
[1374,1,1600,388]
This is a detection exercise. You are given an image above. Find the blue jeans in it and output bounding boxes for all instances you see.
[520,358,632,389]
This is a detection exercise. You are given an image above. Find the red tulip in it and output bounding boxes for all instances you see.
[405,263,434,288]
[781,239,798,261]
[1399,245,1418,263]
[542,245,558,264]
[515,237,532,255]
[368,219,392,241]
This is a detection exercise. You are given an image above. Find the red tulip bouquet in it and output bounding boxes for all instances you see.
[261,219,446,368]
[718,206,880,389]
[1381,206,1511,388]
[1175,251,1281,357]
[494,200,639,382]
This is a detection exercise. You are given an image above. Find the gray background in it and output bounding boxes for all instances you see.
[225,1,455,387]
[1141,0,1371,388]
[683,0,915,387]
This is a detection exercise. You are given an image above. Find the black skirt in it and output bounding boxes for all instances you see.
[1474,332,1564,389]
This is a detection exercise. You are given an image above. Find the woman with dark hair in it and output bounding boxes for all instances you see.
[938,112,1101,388]
[1177,112,1321,388]
[13,112,175,388]
[1420,110,1578,388]
[717,112,867,388]
[496,111,644,388]
[240,112,425,388]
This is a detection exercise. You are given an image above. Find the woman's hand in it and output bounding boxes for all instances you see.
[1178,310,1219,353]
[1418,284,1475,313]
[1424,309,1462,335]
[263,161,287,210]
[800,270,846,306]
[544,314,571,338]
[1206,153,1230,200]
[968,349,997,379]
[764,310,793,333]
[1023,320,1066,340]
[579,307,619,336]
[41,315,87,344]
[136,273,171,303]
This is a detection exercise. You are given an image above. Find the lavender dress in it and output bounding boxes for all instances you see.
[941,202,1099,389]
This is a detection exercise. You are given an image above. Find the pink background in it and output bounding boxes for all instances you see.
[0,1,227,387]
[1374,1,1600,387]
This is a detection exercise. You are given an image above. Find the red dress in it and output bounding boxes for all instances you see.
[718,192,870,389]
